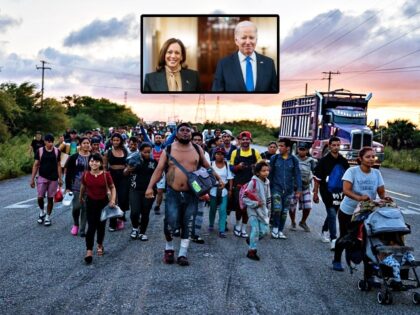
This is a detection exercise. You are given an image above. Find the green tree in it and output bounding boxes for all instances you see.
[0,90,21,141]
[71,113,99,132]
[385,119,417,150]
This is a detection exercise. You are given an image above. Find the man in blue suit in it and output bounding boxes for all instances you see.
[212,21,278,92]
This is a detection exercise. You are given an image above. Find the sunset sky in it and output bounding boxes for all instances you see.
[0,0,419,127]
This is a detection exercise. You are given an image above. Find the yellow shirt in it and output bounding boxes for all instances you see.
[230,148,262,166]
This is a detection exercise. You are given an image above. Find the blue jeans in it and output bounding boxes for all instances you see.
[164,187,198,240]
[209,195,228,233]
[191,200,206,237]
[322,206,338,240]
[272,192,293,232]
[249,216,269,250]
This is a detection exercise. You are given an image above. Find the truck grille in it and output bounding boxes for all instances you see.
[351,133,372,150]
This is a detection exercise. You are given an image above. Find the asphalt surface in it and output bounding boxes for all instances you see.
[1,166,420,314]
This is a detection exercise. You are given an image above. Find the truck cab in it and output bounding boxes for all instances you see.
[280,90,384,167]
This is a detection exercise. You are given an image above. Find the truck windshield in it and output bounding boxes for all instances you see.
[330,110,366,125]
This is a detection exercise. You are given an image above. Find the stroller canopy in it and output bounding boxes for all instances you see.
[364,207,410,236]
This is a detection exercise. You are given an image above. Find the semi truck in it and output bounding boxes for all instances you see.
[279,89,384,167]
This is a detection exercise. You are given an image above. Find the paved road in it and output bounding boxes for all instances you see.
[1,167,420,314]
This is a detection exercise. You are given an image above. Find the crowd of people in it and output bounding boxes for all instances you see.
[30,124,397,283]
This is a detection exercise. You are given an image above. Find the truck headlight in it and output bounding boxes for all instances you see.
[375,147,383,153]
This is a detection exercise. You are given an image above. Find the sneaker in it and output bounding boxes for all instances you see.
[163,249,175,264]
[116,219,125,230]
[332,261,344,271]
[191,235,205,244]
[37,212,46,224]
[140,234,148,241]
[299,221,311,232]
[108,227,116,232]
[278,232,287,239]
[330,239,336,251]
[271,231,279,239]
[177,256,189,266]
[71,225,79,236]
[321,231,330,243]
[173,229,180,237]
[44,215,51,226]
[219,232,227,238]
[247,250,260,261]
[154,206,160,215]
[130,228,139,240]
[290,223,297,231]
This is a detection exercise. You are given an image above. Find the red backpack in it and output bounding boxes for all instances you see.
[239,178,259,210]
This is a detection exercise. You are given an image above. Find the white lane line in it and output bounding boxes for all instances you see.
[387,190,411,198]
[408,205,420,211]
[5,197,37,209]
[391,196,420,207]
[401,209,419,215]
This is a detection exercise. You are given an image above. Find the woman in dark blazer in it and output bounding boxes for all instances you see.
[143,38,200,92]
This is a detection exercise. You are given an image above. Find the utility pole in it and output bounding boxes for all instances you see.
[305,83,308,96]
[322,71,340,92]
[195,94,207,123]
[124,91,128,105]
[214,96,221,123]
[36,60,51,106]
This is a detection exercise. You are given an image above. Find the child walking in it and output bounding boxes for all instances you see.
[243,161,271,261]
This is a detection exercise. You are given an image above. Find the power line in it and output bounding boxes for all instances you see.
[36,60,51,106]
[322,71,340,91]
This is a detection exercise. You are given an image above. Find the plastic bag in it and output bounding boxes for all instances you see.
[54,188,63,203]
[100,204,124,222]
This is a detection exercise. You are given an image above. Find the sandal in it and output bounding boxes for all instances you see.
[97,245,104,256]
[233,226,241,237]
[84,250,93,264]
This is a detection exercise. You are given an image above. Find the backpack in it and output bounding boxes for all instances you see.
[233,148,257,166]
[39,146,59,162]
[327,163,345,193]
[239,178,258,210]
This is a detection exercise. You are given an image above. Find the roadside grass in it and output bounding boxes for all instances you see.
[382,147,420,173]
[0,135,33,180]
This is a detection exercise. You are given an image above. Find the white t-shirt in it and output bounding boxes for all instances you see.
[210,161,234,197]
[340,166,385,215]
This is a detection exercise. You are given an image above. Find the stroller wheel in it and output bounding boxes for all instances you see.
[377,291,393,305]
[413,292,420,305]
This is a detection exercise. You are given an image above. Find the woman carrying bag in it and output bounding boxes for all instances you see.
[80,153,116,264]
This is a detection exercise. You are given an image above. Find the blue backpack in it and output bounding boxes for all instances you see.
[327,164,345,193]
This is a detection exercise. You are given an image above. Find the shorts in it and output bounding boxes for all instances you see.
[36,176,58,198]
[290,189,312,211]
[157,174,166,190]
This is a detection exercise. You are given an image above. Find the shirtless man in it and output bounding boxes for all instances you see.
[146,123,223,266]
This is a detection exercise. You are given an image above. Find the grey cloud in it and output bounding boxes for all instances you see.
[403,0,419,17]
[0,13,21,32]
[282,9,379,54]
[63,14,139,47]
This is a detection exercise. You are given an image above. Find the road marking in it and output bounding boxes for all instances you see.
[387,190,411,198]
[5,197,37,209]
[408,205,420,211]
[391,196,420,207]
[401,208,419,215]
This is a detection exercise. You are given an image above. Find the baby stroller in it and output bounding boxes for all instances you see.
[355,201,420,305]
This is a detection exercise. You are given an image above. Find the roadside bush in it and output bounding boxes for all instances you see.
[0,135,33,180]
[382,147,420,173]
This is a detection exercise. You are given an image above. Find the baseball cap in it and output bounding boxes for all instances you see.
[298,142,309,149]
[214,147,226,155]
[222,130,233,138]
[238,131,252,140]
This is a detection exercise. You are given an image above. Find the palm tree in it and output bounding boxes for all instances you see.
[386,119,417,150]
